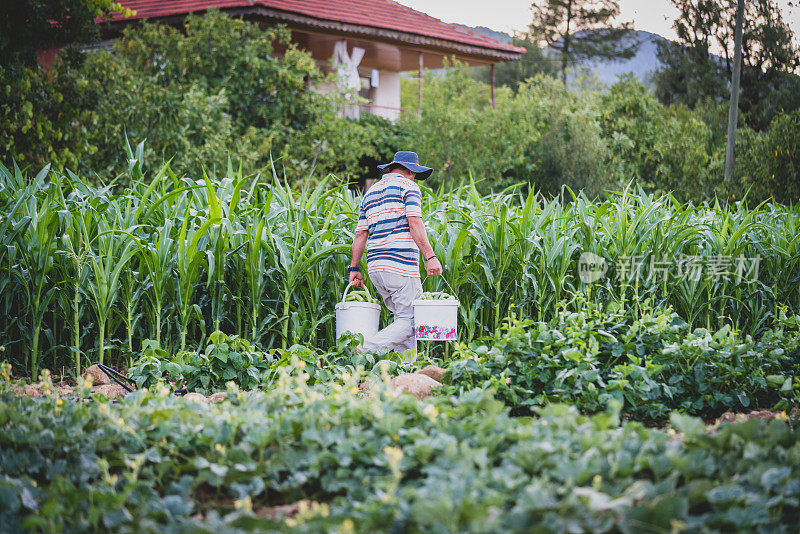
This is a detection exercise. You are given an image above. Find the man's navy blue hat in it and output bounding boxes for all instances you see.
[377,151,433,180]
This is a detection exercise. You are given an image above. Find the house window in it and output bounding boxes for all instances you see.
[358,76,373,102]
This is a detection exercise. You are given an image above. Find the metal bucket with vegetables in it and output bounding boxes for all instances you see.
[335,283,381,339]
[414,277,459,340]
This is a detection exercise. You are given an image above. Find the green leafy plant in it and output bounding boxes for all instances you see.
[2,152,800,378]
[441,299,800,421]
[1,369,799,532]
[177,331,272,392]
[127,339,179,389]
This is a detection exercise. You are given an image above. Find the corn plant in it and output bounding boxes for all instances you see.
[2,152,800,377]
[82,214,140,365]
[175,208,215,351]
[53,193,92,375]
[14,168,61,378]
[263,175,350,348]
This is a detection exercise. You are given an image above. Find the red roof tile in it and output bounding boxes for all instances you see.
[110,1,525,55]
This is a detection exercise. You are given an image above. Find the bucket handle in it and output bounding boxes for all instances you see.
[422,274,457,299]
[342,281,374,303]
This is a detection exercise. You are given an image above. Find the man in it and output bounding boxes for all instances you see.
[348,151,443,359]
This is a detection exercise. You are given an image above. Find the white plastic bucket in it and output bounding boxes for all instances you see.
[335,283,381,340]
[413,299,460,340]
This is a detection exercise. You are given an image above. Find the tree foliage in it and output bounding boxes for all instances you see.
[0,0,127,67]
[738,109,800,203]
[399,69,609,196]
[399,66,799,204]
[528,0,639,84]
[0,0,130,170]
[0,51,93,170]
[472,35,559,90]
[654,0,800,129]
[598,75,725,197]
[1,10,398,184]
[71,11,319,177]
[2,7,798,203]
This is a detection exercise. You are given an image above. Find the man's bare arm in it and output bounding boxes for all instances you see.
[407,216,443,276]
[348,230,369,286]
[350,230,368,266]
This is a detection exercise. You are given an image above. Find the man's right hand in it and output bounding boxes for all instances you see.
[426,257,443,276]
[349,271,364,287]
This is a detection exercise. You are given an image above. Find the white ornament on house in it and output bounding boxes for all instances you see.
[333,40,365,93]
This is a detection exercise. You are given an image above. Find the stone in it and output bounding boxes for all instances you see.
[93,383,128,399]
[256,501,304,520]
[415,365,447,383]
[206,392,227,403]
[357,380,376,399]
[183,392,207,403]
[83,365,110,386]
[717,409,800,425]
[24,384,44,397]
[390,373,441,400]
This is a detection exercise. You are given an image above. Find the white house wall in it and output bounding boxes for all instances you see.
[371,70,401,121]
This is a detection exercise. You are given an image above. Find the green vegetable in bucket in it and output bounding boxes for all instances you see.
[419,291,456,300]
[345,289,378,303]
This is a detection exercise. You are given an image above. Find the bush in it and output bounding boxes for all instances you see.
[68,10,319,180]
[738,109,800,205]
[399,66,533,192]
[1,371,799,531]
[0,54,92,171]
[2,10,402,186]
[400,71,610,196]
[282,112,405,188]
[523,77,609,197]
[441,301,800,422]
[597,76,725,202]
[4,10,797,201]
[400,69,753,201]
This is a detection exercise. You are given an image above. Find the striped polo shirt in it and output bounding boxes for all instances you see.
[355,173,423,277]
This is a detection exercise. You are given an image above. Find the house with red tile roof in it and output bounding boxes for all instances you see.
[96,0,524,120]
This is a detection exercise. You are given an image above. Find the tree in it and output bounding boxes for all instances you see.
[0,49,92,171]
[68,10,321,177]
[528,0,638,85]
[654,0,800,130]
[0,1,129,170]
[737,109,800,204]
[598,75,724,200]
[472,35,559,90]
[0,0,127,67]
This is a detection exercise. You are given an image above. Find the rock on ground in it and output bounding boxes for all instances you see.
[206,392,227,403]
[256,501,304,519]
[415,365,446,382]
[15,384,44,397]
[13,384,72,397]
[716,408,800,424]
[390,373,441,400]
[183,392,207,403]
[92,383,129,399]
[83,365,110,386]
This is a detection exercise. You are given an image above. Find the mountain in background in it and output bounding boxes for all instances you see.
[460,25,513,45]
[460,25,669,88]
[563,31,668,87]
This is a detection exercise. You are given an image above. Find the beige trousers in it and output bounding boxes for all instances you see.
[362,270,422,361]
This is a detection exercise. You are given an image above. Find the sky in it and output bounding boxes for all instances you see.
[400,0,800,43]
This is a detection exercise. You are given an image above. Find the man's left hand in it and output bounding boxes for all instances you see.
[426,257,443,277]
[349,271,364,287]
